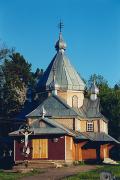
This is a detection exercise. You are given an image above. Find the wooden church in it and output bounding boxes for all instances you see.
[10,26,119,165]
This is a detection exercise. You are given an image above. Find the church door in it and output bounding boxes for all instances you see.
[32,139,48,159]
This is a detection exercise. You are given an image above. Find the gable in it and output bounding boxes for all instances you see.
[31,119,55,129]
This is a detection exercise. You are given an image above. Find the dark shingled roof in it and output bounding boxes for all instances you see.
[79,98,108,121]
[36,50,85,92]
[76,132,120,143]
[9,128,66,136]
[26,95,80,118]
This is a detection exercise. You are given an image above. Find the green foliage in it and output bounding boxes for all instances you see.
[100,89,120,139]
[0,42,14,62]
[0,169,43,180]
[0,51,34,117]
[4,53,33,86]
[64,165,120,180]
[87,73,109,93]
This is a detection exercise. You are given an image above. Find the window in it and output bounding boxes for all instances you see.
[72,95,78,108]
[87,122,94,132]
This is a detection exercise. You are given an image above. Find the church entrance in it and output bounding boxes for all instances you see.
[32,139,48,159]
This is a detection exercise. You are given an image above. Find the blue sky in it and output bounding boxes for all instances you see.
[0,0,120,87]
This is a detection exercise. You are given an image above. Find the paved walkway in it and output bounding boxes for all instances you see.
[20,165,98,180]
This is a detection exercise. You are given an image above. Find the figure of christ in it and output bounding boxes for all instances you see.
[21,131,32,148]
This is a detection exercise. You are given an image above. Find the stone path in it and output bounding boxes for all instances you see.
[20,165,98,180]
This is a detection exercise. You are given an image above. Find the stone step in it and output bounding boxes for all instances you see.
[15,160,65,165]
[103,158,119,165]
[13,164,55,169]
[13,160,64,169]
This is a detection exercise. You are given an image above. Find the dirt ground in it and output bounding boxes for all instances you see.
[20,165,98,180]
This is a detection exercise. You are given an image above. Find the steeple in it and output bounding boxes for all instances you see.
[90,80,99,101]
[55,21,67,52]
[36,23,85,92]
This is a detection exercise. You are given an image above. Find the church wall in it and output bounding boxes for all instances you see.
[75,119,81,131]
[79,119,107,133]
[57,91,67,102]
[100,144,109,159]
[54,118,74,130]
[99,119,108,134]
[82,149,97,160]
[14,136,65,161]
[65,136,74,161]
[79,120,86,132]
[27,118,37,126]
[15,139,32,161]
[94,120,99,132]
[66,90,84,108]
[57,90,84,108]
[48,136,65,160]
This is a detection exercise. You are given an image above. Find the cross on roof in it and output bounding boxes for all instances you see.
[58,20,64,33]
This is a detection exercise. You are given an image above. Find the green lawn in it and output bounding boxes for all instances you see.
[0,165,120,180]
[0,169,42,180]
[64,165,120,180]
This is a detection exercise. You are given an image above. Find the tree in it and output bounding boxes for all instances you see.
[87,74,109,93]
[0,41,14,62]
[100,90,120,139]
[1,52,34,117]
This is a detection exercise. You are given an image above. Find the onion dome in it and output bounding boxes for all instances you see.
[90,80,99,95]
[90,80,99,101]
[55,33,67,51]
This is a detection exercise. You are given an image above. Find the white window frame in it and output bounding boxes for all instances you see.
[87,122,94,132]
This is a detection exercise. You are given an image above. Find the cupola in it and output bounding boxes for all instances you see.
[90,80,99,101]
[55,33,67,52]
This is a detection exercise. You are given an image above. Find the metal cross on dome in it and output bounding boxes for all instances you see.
[58,20,64,33]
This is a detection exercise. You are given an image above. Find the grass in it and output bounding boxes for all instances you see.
[0,164,120,180]
[0,169,43,180]
[64,165,120,180]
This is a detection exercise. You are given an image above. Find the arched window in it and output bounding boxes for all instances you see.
[72,95,78,108]
[87,122,94,132]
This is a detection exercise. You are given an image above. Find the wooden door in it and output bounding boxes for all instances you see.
[32,139,40,159]
[32,139,48,159]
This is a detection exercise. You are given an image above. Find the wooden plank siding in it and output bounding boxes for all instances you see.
[65,136,73,161]
[100,144,114,159]
[15,136,65,161]
[82,149,96,160]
